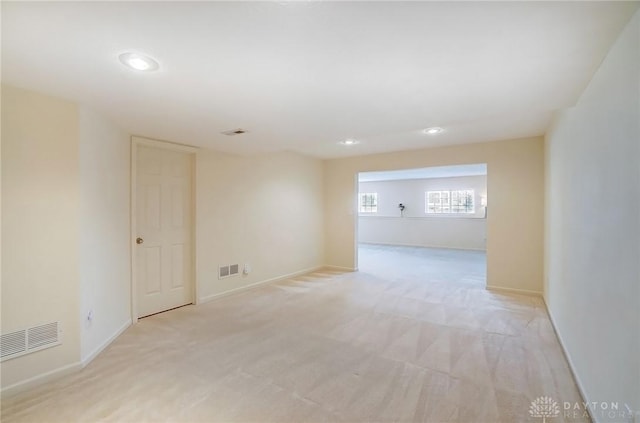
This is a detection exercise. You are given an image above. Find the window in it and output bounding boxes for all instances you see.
[451,189,475,213]
[426,189,474,214]
[426,191,450,213]
[359,193,378,213]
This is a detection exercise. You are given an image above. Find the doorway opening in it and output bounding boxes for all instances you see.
[356,164,488,289]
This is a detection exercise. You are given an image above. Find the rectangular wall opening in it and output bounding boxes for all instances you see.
[356,164,488,289]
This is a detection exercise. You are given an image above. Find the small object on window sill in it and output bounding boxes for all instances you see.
[398,203,405,217]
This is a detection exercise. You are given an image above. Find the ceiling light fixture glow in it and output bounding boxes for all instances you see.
[339,139,360,146]
[423,127,444,135]
[119,52,159,72]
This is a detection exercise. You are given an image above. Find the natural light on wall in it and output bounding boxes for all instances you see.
[357,163,488,251]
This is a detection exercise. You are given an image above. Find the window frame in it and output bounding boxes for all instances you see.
[425,189,475,215]
[358,192,378,214]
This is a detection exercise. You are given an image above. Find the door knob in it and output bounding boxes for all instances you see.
[136,237,144,245]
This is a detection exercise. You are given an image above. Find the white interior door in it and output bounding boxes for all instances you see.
[136,145,193,318]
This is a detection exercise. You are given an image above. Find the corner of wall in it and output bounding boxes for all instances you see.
[1,85,82,391]
[543,10,640,418]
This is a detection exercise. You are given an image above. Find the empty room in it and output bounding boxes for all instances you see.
[1,2,638,423]
[357,164,488,293]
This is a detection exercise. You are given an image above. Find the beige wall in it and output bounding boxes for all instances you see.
[78,106,131,365]
[325,137,544,293]
[0,86,544,394]
[358,175,487,250]
[1,87,133,393]
[0,86,326,391]
[196,150,324,302]
[545,11,639,418]
[1,85,81,388]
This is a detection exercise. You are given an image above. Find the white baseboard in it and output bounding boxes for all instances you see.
[486,285,542,297]
[322,265,358,272]
[81,319,131,368]
[359,241,486,252]
[199,265,324,304]
[1,319,133,398]
[1,361,82,398]
[543,299,594,422]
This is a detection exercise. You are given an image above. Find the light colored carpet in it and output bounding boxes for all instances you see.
[1,244,586,422]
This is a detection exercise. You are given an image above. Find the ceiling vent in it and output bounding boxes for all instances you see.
[221,128,248,136]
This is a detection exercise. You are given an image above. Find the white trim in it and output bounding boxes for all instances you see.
[323,265,358,272]
[358,241,486,252]
[131,136,198,153]
[80,319,131,368]
[199,266,323,304]
[486,285,542,297]
[543,299,593,422]
[358,215,485,220]
[191,155,198,305]
[131,136,197,322]
[1,361,82,398]
[130,139,139,323]
[542,296,598,423]
[131,140,137,323]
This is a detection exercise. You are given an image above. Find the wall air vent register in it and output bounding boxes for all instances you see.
[1,322,61,361]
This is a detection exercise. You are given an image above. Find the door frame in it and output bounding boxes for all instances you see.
[130,136,198,323]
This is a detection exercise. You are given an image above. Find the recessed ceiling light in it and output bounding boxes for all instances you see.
[423,127,444,135]
[118,52,159,72]
[338,139,360,146]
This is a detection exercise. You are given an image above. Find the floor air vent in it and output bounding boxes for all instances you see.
[1,322,61,362]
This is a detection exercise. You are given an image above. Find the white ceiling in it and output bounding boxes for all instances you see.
[359,164,487,182]
[2,2,637,158]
